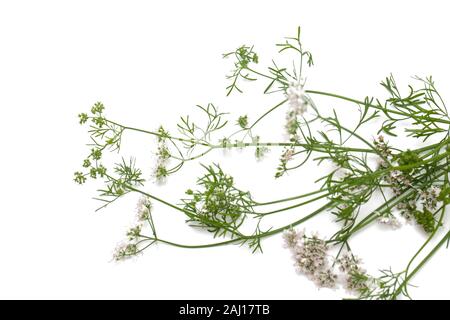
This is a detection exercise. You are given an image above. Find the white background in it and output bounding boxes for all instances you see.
[0,0,449,299]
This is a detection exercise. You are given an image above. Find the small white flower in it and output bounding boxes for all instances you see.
[281,148,295,162]
[113,242,138,261]
[374,135,392,160]
[336,253,362,273]
[315,269,338,288]
[420,185,442,210]
[292,232,329,276]
[345,269,371,293]
[282,228,302,248]
[136,196,152,221]
[286,82,308,115]
[285,82,308,140]
[126,224,143,241]
[387,170,411,195]
[153,133,171,183]
[378,215,402,229]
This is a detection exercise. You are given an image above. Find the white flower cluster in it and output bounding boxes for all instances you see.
[396,200,417,220]
[374,135,392,169]
[420,185,441,210]
[282,228,301,248]
[112,242,138,262]
[387,170,412,195]
[283,229,337,288]
[113,195,152,261]
[373,136,442,229]
[375,135,411,195]
[335,254,369,293]
[294,235,329,276]
[283,228,373,293]
[136,195,152,221]
[285,82,308,141]
[281,148,295,162]
[153,127,170,183]
[387,185,442,229]
[378,215,402,229]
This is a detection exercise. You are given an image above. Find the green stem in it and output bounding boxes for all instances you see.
[341,166,447,239]
[254,188,327,206]
[139,202,333,250]
[306,90,450,125]
[257,192,330,216]
[342,148,450,189]
[249,99,287,128]
[105,119,210,147]
[392,229,450,299]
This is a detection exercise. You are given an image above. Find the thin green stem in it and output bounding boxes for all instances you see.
[138,202,333,250]
[254,188,327,206]
[392,229,450,299]
[306,90,450,125]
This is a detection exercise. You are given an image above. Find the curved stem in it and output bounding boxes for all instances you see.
[138,202,333,250]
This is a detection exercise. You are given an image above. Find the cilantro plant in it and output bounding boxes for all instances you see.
[75,27,450,299]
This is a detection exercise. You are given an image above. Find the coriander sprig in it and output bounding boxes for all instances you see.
[75,27,450,299]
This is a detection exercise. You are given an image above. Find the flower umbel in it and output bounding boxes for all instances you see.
[285,82,308,141]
